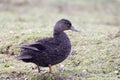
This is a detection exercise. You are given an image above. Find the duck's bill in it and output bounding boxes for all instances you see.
[70,26,79,32]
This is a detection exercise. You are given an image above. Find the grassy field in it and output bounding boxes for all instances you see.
[0,0,120,80]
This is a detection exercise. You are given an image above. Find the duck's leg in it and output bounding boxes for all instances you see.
[37,65,40,73]
[49,64,52,73]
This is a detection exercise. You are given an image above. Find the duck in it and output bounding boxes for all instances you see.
[17,19,78,73]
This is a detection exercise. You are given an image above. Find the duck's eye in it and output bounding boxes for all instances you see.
[66,24,71,28]
[67,24,70,27]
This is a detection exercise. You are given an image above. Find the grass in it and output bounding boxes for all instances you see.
[0,0,120,80]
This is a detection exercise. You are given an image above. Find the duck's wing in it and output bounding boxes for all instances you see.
[37,37,59,47]
[18,43,46,52]
[18,37,57,52]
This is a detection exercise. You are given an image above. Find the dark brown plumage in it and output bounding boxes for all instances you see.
[17,19,78,73]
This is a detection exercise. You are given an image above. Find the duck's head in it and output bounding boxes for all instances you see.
[54,19,79,33]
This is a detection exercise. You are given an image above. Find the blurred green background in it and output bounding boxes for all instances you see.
[0,0,120,80]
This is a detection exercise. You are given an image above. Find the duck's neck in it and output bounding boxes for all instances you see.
[53,30,70,43]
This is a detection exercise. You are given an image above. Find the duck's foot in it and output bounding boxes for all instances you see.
[49,64,52,73]
[41,64,53,74]
[37,65,41,73]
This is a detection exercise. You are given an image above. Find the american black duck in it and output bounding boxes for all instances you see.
[17,19,78,73]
